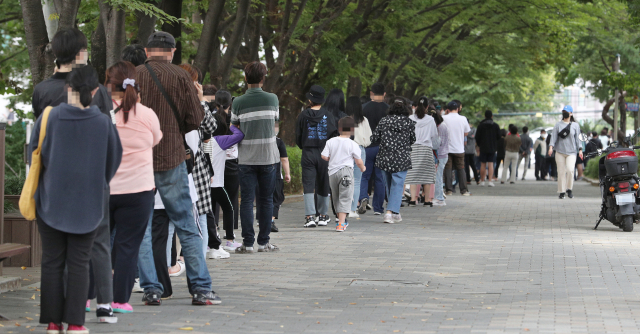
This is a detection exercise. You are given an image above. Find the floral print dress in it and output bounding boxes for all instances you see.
[370,115,417,173]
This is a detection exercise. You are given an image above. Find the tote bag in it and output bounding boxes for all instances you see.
[19,106,52,220]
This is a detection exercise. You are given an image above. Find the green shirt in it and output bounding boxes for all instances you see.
[231,87,280,165]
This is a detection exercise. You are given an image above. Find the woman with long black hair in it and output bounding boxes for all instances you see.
[405,96,438,207]
[324,88,348,123]
[345,96,372,217]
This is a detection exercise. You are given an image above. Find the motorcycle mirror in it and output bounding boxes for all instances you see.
[579,133,589,142]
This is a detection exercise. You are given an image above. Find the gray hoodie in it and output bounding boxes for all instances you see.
[550,121,581,155]
[409,113,439,149]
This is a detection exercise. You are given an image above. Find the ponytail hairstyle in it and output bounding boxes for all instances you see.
[66,65,99,108]
[414,95,429,119]
[215,90,232,112]
[433,112,444,126]
[387,97,410,116]
[211,110,229,137]
[105,61,139,123]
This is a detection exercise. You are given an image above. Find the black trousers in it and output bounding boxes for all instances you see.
[494,155,505,178]
[38,218,98,326]
[109,190,154,303]
[546,156,557,178]
[273,178,285,219]
[214,169,239,230]
[534,154,546,179]
[465,153,479,183]
[208,187,234,249]
[301,148,331,196]
[150,209,173,298]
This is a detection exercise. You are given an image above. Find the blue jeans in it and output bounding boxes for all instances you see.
[165,213,208,266]
[381,170,408,213]
[435,156,448,201]
[138,162,211,294]
[359,146,385,213]
[351,146,366,212]
[239,164,276,247]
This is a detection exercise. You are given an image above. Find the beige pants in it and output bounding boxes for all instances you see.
[502,151,519,183]
[555,152,576,193]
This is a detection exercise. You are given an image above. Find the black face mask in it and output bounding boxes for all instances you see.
[562,111,571,119]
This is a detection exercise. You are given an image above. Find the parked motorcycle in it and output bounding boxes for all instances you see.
[584,130,640,232]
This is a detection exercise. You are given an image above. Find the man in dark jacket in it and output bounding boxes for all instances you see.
[296,85,339,228]
[584,131,603,166]
[475,110,501,186]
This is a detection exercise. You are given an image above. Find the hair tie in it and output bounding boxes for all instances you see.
[123,78,136,90]
[420,99,425,104]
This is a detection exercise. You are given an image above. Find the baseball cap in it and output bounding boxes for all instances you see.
[147,32,176,48]
[562,105,573,113]
[446,101,459,111]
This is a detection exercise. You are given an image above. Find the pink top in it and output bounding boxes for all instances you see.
[110,101,163,194]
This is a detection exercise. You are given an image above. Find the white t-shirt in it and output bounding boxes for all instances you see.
[210,140,227,188]
[321,137,361,175]
[442,113,470,154]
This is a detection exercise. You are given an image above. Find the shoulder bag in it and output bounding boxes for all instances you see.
[19,106,52,220]
[558,122,572,139]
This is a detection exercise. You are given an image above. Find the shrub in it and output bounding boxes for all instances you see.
[283,146,302,195]
[584,157,600,179]
[5,174,25,195]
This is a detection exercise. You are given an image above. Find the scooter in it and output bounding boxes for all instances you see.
[584,130,640,232]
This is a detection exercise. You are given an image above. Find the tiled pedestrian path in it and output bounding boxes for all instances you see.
[3,178,640,333]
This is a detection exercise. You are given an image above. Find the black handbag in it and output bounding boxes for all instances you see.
[144,63,195,174]
[558,122,572,139]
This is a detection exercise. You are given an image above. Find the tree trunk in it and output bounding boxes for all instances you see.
[20,0,55,87]
[347,76,362,98]
[91,15,107,84]
[57,0,81,30]
[208,36,221,86]
[98,0,126,68]
[214,0,250,88]
[161,0,183,65]
[193,0,226,75]
[136,11,157,46]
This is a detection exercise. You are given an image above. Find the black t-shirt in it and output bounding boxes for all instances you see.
[276,137,288,180]
[32,72,112,119]
[362,101,389,146]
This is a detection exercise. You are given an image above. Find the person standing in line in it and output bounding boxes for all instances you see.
[345,97,371,217]
[370,98,416,223]
[549,106,582,199]
[325,89,349,123]
[270,124,291,231]
[405,96,438,207]
[494,129,507,181]
[464,122,480,185]
[475,110,500,186]
[600,128,610,148]
[134,31,220,306]
[545,134,557,181]
[29,65,122,334]
[121,44,148,67]
[30,28,116,323]
[358,83,389,215]
[442,101,471,196]
[321,117,366,231]
[106,61,162,314]
[231,61,280,253]
[501,125,522,184]
[295,85,338,228]
[533,130,548,181]
[433,113,449,207]
[516,126,533,181]
[584,131,603,167]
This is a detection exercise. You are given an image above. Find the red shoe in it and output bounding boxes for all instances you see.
[67,324,89,333]
[46,323,64,334]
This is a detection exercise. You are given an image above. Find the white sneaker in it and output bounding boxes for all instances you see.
[132,278,143,293]
[433,199,446,206]
[317,215,330,226]
[208,248,230,259]
[480,181,485,186]
[488,182,495,187]
[349,211,360,218]
[383,213,394,224]
[169,261,186,277]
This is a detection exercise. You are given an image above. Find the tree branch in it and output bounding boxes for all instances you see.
[0,48,27,65]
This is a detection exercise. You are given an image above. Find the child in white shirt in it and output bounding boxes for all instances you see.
[321,117,366,232]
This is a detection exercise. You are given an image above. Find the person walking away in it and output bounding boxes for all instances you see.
[295,85,338,228]
[325,89,349,124]
[29,66,122,334]
[231,61,280,253]
[475,110,500,186]
[346,97,371,217]
[30,28,117,323]
[533,130,547,180]
[433,113,449,206]
[406,96,438,207]
[516,126,533,180]
[370,98,416,223]
[358,83,389,215]
[464,122,480,185]
[135,31,221,306]
[494,129,507,180]
[442,101,471,196]
[106,61,162,314]
[501,125,521,184]
[584,131,602,166]
[548,106,582,199]
[321,117,366,231]
[205,111,244,258]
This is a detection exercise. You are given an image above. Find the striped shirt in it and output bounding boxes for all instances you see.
[136,60,204,171]
[231,87,279,165]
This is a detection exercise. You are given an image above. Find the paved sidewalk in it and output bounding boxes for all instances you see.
[4,177,640,333]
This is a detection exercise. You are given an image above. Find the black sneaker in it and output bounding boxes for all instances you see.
[97,307,118,323]
[407,201,417,207]
[271,221,279,233]
[357,198,368,214]
[304,216,317,228]
[567,190,573,198]
[317,215,330,226]
[424,201,433,207]
[192,291,222,305]
[559,193,565,199]
[142,291,162,306]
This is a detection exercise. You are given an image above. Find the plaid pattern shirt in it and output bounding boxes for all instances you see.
[194,102,217,216]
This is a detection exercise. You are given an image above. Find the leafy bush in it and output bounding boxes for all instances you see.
[5,174,25,195]
[283,146,302,195]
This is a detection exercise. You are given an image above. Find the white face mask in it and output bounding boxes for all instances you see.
[541,134,547,138]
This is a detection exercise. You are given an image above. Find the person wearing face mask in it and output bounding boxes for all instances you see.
[533,129,547,181]
[548,106,582,199]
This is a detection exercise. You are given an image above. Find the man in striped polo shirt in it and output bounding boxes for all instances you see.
[231,61,280,253]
